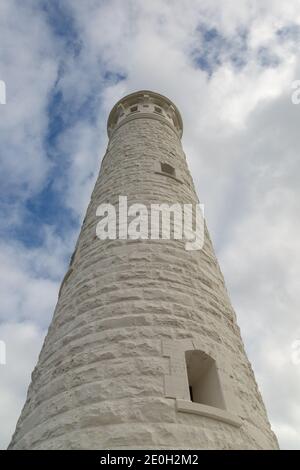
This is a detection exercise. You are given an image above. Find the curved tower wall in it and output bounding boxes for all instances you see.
[9,91,278,449]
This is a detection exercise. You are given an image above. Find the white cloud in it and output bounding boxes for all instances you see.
[56,122,105,215]
[0,1,59,200]
[0,227,73,328]
[0,322,45,449]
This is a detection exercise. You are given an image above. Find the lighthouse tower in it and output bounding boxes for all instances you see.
[9,91,278,449]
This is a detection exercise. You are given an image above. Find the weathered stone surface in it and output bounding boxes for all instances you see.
[9,90,278,449]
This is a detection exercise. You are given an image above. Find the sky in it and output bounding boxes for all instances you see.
[0,0,300,449]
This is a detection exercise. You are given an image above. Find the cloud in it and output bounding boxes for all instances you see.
[0,322,44,448]
[0,228,73,327]
[0,225,75,448]
[0,1,58,200]
[0,0,300,449]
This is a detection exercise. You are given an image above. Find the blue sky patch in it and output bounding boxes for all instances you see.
[192,25,249,75]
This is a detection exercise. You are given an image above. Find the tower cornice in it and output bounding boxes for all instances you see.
[107,90,183,139]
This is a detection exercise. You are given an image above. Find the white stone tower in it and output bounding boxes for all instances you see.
[9,90,278,450]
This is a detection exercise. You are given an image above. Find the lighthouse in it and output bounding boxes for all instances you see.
[9,90,278,449]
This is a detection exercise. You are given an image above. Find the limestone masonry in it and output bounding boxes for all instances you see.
[9,90,279,449]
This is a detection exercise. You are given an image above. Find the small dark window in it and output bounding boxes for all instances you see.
[130,106,138,113]
[185,350,225,409]
[154,106,162,114]
[161,162,175,176]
